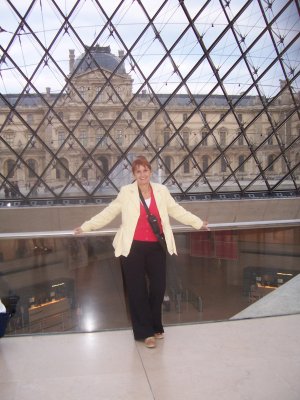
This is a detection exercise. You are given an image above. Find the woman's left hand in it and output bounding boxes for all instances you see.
[202,221,210,230]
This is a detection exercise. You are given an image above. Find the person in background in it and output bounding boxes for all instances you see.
[74,156,208,348]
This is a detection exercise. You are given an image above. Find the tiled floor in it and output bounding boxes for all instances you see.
[1,313,300,400]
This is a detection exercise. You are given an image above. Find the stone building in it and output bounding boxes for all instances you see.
[0,45,299,201]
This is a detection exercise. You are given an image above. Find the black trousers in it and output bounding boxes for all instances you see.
[120,240,166,340]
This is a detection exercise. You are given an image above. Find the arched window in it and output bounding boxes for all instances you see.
[190,131,200,146]
[267,154,275,171]
[202,155,209,170]
[56,158,69,179]
[181,130,189,146]
[183,158,190,173]
[164,156,171,173]
[82,168,89,180]
[4,159,15,178]
[27,159,37,178]
[201,130,208,146]
[237,132,244,145]
[219,128,227,146]
[238,155,245,172]
[163,130,170,145]
[97,156,109,175]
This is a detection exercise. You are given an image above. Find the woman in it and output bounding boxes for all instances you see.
[74,156,208,348]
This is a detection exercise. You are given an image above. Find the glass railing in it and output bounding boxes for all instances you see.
[0,220,299,336]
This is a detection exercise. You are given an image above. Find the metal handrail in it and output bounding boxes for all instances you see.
[0,219,299,239]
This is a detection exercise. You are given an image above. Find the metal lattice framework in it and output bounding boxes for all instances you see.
[0,0,299,205]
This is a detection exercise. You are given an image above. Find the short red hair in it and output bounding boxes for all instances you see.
[131,156,152,173]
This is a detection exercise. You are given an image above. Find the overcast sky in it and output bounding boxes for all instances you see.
[1,0,299,98]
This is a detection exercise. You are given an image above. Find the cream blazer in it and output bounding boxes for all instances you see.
[80,181,203,257]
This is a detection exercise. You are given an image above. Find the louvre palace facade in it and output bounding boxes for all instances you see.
[1,45,299,204]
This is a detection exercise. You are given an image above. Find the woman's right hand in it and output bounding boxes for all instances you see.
[73,227,83,235]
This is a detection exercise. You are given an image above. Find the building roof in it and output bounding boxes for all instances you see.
[0,92,257,108]
[0,94,52,108]
[0,92,261,108]
[72,45,126,75]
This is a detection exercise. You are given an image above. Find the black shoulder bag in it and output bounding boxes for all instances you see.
[138,188,167,252]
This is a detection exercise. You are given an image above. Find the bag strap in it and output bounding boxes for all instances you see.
[138,187,167,251]
[138,187,151,216]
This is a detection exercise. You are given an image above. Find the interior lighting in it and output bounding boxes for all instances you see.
[82,314,97,332]
[51,282,65,288]
[276,272,293,276]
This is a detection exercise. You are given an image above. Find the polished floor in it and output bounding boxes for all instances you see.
[1,313,300,400]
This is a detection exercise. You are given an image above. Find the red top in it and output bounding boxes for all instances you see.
[133,189,163,242]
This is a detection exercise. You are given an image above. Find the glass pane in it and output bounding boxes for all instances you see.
[1,225,299,336]
[1,0,299,203]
